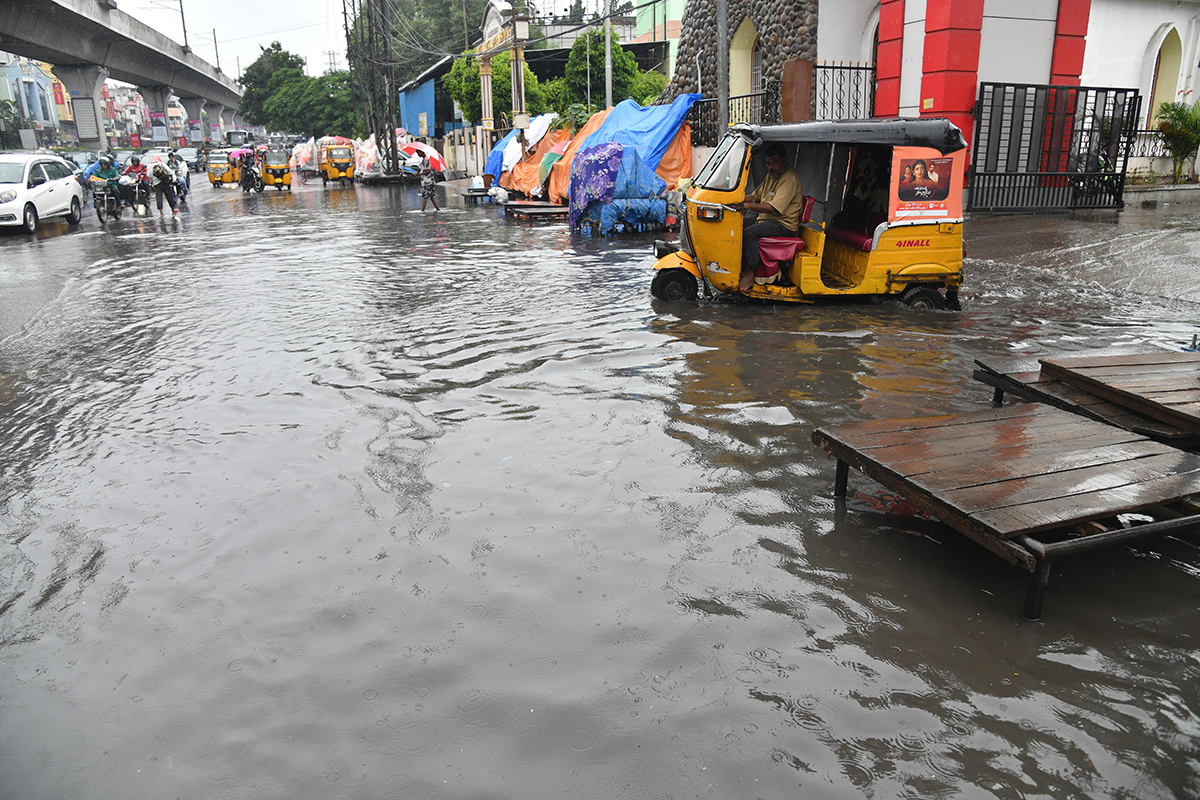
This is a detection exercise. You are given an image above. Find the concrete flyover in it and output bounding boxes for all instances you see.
[0,0,242,150]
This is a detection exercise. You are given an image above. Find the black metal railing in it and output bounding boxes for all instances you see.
[728,91,764,126]
[686,81,781,147]
[969,82,1142,211]
[688,98,720,147]
[1128,129,1169,159]
[813,63,876,120]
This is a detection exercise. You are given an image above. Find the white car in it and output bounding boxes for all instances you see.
[0,153,86,233]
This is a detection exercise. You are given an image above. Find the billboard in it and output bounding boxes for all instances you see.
[888,147,965,224]
[150,111,168,142]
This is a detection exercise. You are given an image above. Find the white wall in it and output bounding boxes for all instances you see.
[816,0,879,63]
[900,0,927,116]
[1083,0,1200,121]
[977,0,1056,85]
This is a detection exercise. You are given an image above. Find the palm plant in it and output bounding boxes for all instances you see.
[1155,100,1200,183]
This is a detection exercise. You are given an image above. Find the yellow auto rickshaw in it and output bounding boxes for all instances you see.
[262,149,292,190]
[206,149,240,187]
[321,144,355,185]
[651,118,968,309]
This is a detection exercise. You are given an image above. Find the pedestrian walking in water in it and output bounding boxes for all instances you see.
[419,155,439,211]
[150,163,179,216]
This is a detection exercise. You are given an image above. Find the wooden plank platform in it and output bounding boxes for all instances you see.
[1040,352,1200,435]
[504,201,568,222]
[812,404,1200,618]
[973,356,1199,446]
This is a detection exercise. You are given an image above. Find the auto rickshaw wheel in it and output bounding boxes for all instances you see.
[899,285,946,310]
[651,268,698,302]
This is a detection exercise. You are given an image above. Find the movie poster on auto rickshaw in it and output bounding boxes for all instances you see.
[888,147,965,224]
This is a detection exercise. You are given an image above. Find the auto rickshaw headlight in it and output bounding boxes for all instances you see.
[654,240,681,259]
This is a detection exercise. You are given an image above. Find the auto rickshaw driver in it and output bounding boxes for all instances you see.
[737,143,804,293]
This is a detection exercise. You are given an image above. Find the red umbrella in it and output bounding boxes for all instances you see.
[400,141,446,172]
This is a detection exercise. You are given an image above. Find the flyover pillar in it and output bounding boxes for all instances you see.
[177,96,205,146]
[220,107,235,136]
[203,102,224,143]
[137,84,173,147]
[55,65,109,152]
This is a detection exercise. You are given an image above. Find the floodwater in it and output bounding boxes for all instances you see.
[1,181,1198,799]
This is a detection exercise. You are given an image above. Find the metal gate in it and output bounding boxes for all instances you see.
[969,82,1142,211]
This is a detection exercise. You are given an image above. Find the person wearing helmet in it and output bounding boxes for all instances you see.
[150,162,180,216]
[89,155,121,210]
[120,155,149,208]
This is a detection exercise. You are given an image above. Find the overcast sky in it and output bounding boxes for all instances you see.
[123,0,606,82]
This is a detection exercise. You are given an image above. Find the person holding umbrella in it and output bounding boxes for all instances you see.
[419,154,439,211]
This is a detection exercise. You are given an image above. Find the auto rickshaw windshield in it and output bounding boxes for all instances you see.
[330,147,351,159]
[694,135,748,191]
[208,152,229,164]
[265,151,288,166]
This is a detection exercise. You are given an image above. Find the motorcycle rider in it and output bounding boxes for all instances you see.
[239,150,258,191]
[92,155,121,208]
[168,151,189,200]
[120,155,149,209]
[150,162,180,216]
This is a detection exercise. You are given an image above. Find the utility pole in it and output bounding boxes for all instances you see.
[604,0,612,109]
[715,0,728,131]
[212,29,220,70]
[462,0,469,49]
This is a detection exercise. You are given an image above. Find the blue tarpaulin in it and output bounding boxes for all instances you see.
[483,129,519,180]
[571,94,701,171]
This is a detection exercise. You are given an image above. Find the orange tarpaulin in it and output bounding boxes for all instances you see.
[548,107,614,206]
[654,121,692,190]
[502,127,569,196]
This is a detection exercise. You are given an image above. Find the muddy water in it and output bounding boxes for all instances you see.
[0,185,1197,798]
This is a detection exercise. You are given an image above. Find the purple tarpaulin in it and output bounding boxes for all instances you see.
[568,143,624,229]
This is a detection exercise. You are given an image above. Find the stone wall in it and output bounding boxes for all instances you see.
[665,0,819,98]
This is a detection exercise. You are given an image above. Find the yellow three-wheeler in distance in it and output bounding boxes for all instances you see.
[321,145,355,185]
[651,118,969,309]
[262,148,292,190]
[206,149,239,187]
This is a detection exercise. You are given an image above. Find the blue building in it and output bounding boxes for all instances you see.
[398,56,462,139]
[1,54,59,143]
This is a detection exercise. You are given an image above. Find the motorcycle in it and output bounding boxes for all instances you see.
[91,177,122,224]
[118,174,152,216]
[240,163,265,193]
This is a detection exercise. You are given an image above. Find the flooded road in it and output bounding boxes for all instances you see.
[1,180,1197,799]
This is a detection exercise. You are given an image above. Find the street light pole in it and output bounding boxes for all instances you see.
[178,0,189,51]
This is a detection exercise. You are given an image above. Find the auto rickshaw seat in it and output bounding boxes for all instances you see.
[827,208,887,251]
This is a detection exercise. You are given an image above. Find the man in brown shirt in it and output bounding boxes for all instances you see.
[739,143,803,292]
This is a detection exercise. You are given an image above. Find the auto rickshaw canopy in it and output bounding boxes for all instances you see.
[729,118,968,155]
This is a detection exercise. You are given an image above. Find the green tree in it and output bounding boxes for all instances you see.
[261,68,359,138]
[629,70,667,105]
[564,29,638,111]
[0,99,31,149]
[443,50,548,125]
[240,42,307,126]
[1156,100,1200,184]
[565,0,585,23]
